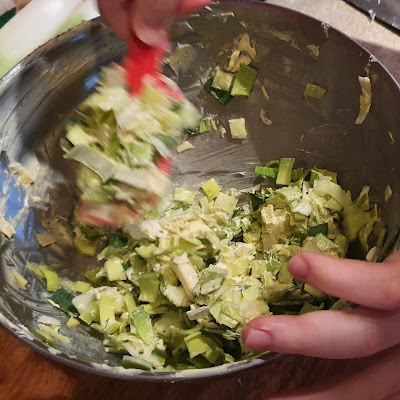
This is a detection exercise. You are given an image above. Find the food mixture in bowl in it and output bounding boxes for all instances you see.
[20,64,395,372]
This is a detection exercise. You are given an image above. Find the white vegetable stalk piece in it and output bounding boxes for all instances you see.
[0,0,99,79]
[355,76,372,125]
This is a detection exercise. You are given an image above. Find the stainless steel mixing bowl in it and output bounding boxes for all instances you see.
[0,0,399,382]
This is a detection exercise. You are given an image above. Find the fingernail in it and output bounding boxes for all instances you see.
[288,255,309,279]
[243,329,273,350]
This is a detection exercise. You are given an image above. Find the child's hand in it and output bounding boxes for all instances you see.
[98,0,210,45]
[242,251,400,399]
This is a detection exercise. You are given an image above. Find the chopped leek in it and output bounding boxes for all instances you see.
[202,178,221,200]
[276,158,295,185]
[212,71,234,92]
[229,118,247,139]
[177,141,195,153]
[255,166,278,179]
[231,65,257,96]
[204,77,233,105]
[385,185,393,202]
[48,288,78,317]
[355,76,372,125]
[199,119,212,134]
[41,157,389,371]
[11,269,28,290]
[132,307,155,345]
[304,83,326,99]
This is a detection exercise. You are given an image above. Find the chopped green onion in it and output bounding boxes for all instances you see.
[304,83,326,99]
[276,158,295,185]
[231,65,258,97]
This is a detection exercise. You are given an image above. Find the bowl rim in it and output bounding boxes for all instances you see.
[1,0,399,382]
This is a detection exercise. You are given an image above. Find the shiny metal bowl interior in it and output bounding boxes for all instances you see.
[0,0,399,382]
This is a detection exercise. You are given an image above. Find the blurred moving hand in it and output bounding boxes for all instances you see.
[98,0,210,45]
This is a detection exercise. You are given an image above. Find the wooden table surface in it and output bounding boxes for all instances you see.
[0,327,363,400]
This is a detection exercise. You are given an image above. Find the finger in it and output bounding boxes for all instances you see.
[98,0,130,41]
[242,309,400,358]
[269,344,400,400]
[133,0,210,45]
[288,252,400,311]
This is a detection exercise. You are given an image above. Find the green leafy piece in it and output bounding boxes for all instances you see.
[231,65,257,96]
[204,77,233,105]
[48,288,78,317]
[276,158,295,186]
[304,83,326,99]
[109,234,128,248]
[132,306,156,345]
[308,224,328,237]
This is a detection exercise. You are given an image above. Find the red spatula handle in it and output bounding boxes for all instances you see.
[124,35,165,94]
